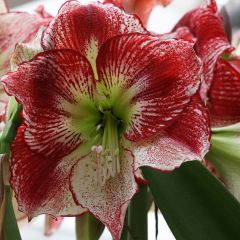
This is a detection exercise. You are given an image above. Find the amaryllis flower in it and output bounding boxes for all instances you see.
[0,0,52,75]
[173,0,240,126]
[0,0,53,236]
[206,55,240,200]
[173,0,233,101]
[0,0,50,193]
[104,0,171,26]
[174,0,240,201]
[2,1,210,239]
[208,58,240,126]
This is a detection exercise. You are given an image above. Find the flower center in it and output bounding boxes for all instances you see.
[92,111,121,185]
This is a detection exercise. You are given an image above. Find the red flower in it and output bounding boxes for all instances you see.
[104,0,171,26]
[173,0,240,201]
[2,1,210,239]
[0,0,53,236]
[208,58,240,126]
[173,0,233,101]
[173,0,240,127]
[0,1,52,76]
[0,0,52,133]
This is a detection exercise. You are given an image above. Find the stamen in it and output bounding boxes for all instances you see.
[96,123,103,131]
[91,145,103,179]
[92,112,121,186]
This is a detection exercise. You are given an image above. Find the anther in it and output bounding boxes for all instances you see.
[96,123,104,131]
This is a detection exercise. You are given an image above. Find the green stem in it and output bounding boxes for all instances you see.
[127,185,149,240]
[76,214,104,240]
[0,98,22,240]
[0,99,22,158]
[3,186,21,240]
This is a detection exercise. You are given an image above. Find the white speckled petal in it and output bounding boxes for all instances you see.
[10,125,87,218]
[173,0,233,100]
[3,50,96,159]
[70,149,138,240]
[11,27,45,71]
[42,0,146,77]
[209,59,240,126]
[133,95,210,171]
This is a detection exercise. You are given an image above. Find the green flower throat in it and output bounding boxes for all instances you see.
[70,85,133,185]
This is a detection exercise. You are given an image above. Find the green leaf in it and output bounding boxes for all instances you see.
[0,97,22,157]
[127,185,149,240]
[142,161,240,240]
[3,186,21,240]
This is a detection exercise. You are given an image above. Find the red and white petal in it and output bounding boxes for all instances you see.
[10,126,87,218]
[0,0,8,14]
[11,27,45,71]
[70,149,138,240]
[208,59,240,126]
[133,95,210,171]
[171,27,196,43]
[173,1,233,100]
[159,27,196,44]
[42,1,146,76]
[97,33,201,141]
[0,12,50,75]
[2,50,96,158]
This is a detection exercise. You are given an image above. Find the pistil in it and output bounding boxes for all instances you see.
[92,112,121,185]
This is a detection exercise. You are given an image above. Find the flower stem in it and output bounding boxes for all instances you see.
[2,185,21,240]
[127,184,149,240]
[75,214,105,240]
